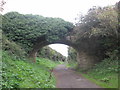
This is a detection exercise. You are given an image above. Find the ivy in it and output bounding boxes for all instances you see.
[2,12,74,52]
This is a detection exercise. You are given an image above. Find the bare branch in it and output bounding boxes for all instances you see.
[0,0,6,12]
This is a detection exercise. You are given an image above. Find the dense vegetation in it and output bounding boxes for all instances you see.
[67,47,77,62]
[67,47,77,68]
[77,57,118,88]
[2,10,71,88]
[2,12,73,53]
[2,51,58,88]
[2,34,26,59]
[73,5,119,58]
[38,46,66,61]
[67,3,119,88]
[1,1,120,89]
[67,3,119,66]
[67,47,118,88]
[2,36,60,88]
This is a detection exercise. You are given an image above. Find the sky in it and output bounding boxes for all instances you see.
[49,44,68,57]
[2,0,119,57]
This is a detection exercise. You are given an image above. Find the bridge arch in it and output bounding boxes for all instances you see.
[29,37,77,62]
[29,36,102,70]
[2,12,113,70]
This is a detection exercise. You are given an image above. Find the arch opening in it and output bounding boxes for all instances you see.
[28,35,102,70]
[37,44,69,62]
[49,44,69,57]
[35,43,78,68]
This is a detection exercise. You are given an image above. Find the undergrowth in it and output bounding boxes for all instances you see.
[2,51,58,88]
[66,61,78,69]
[78,58,119,88]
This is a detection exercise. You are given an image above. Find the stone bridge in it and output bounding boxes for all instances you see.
[29,33,103,70]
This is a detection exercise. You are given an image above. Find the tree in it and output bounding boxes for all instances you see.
[67,47,77,62]
[74,6,118,38]
[74,4,119,60]
[38,46,66,61]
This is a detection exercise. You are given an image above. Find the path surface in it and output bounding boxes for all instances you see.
[53,64,102,88]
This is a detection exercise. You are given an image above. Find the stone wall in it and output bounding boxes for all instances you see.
[29,36,104,70]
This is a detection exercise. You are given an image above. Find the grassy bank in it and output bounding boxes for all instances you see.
[2,51,59,88]
[66,61,78,69]
[77,59,119,88]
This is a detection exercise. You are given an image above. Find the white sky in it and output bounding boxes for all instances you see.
[2,0,119,57]
[49,44,68,57]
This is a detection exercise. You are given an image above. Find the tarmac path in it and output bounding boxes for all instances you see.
[53,64,103,89]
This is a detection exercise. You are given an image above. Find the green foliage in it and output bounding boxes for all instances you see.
[2,34,27,59]
[100,36,120,61]
[38,46,66,61]
[67,47,77,62]
[66,61,77,69]
[67,47,78,69]
[74,4,120,63]
[36,57,59,70]
[100,77,109,83]
[2,12,74,52]
[92,59,118,73]
[2,51,58,88]
[2,3,120,89]
[75,6,118,38]
[78,58,119,88]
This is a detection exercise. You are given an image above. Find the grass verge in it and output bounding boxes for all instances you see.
[67,58,119,88]
[2,51,59,88]
[77,59,119,88]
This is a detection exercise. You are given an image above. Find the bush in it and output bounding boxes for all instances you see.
[2,51,57,88]
[2,34,27,59]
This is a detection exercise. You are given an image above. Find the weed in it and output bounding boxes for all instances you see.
[2,51,58,88]
[75,58,118,88]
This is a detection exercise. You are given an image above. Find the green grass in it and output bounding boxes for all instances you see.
[77,58,119,88]
[80,72,118,88]
[66,61,78,69]
[2,51,59,88]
